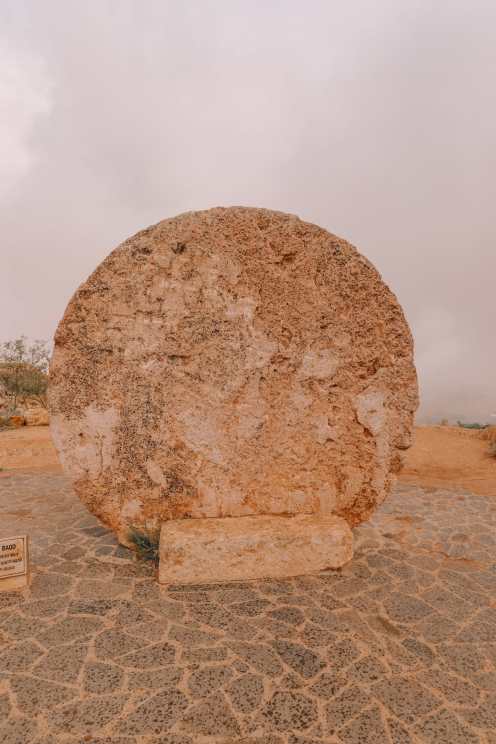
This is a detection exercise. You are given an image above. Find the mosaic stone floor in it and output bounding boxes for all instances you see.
[1,472,496,743]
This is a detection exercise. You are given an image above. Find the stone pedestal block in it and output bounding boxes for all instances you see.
[158,513,353,585]
[0,573,29,592]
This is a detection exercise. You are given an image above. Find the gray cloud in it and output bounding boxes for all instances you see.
[2,0,495,422]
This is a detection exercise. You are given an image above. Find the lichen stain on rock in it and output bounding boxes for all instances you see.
[50,405,120,480]
[299,349,340,380]
[49,207,418,540]
[354,390,387,436]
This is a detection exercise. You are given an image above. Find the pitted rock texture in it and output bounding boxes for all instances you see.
[49,207,418,539]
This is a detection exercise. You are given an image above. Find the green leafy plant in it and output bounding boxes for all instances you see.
[128,526,160,565]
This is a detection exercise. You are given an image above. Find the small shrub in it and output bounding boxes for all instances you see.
[457,420,488,430]
[128,526,160,565]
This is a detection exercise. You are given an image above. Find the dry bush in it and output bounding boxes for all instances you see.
[481,426,496,444]
[481,426,496,457]
[0,337,50,410]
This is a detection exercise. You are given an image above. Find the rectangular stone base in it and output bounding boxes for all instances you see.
[159,513,353,585]
[0,573,29,592]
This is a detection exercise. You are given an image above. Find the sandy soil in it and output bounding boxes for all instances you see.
[1,424,495,495]
[400,425,496,496]
[0,426,62,474]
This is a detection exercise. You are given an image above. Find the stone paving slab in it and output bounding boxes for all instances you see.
[1,472,495,743]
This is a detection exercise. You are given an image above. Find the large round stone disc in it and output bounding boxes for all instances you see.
[49,207,418,539]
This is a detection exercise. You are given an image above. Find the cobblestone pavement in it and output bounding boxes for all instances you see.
[1,472,496,744]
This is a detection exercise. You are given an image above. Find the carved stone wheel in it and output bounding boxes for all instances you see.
[49,207,418,543]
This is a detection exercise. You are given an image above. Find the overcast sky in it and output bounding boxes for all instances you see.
[1,1,495,422]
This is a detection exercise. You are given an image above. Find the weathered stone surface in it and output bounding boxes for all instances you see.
[159,513,353,585]
[49,207,417,539]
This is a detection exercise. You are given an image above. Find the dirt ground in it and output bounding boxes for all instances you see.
[400,425,496,496]
[0,426,62,474]
[1,424,495,496]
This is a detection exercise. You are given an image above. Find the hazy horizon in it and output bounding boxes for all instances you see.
[2,1,495,423]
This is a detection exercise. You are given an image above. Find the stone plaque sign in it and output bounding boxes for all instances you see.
[0,535,29,591]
